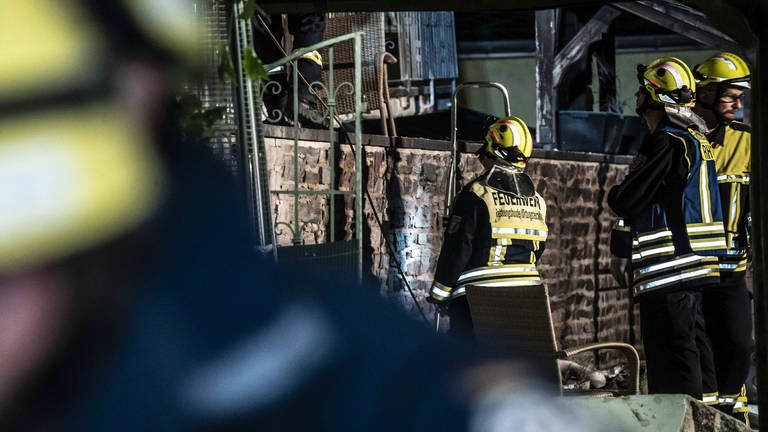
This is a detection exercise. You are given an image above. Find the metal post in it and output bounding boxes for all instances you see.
[234,3,276,257]
[444,82,511,219]
[355,33,363,284]
[328,47,336,241]
[535,9,557,150]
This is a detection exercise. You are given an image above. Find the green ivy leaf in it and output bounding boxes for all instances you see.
[238,0,256,20]
[243,47,269,82]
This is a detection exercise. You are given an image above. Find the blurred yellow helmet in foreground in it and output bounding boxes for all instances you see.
[0,0,189,273]
[0,106,165,273]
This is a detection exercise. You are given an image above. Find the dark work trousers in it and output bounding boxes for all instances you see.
[639,288,715,399]
[448,296,475,344]
[702,274,754,398]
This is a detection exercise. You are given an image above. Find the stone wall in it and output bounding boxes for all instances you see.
[263,131,639,363]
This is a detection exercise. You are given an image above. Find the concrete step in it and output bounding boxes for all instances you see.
[560,394,752,431]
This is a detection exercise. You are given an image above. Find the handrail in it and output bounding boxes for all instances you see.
[444,82,511,218]
[255,31,365,282]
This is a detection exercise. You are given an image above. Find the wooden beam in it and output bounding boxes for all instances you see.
[553,5,621,86]
[613,0,744,55]
[595,23,618,113]
[256,0,631,14]
[535,9,557,149]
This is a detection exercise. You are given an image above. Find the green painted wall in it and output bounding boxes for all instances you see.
[457,48,718,123]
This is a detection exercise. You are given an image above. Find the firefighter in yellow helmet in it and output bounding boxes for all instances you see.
[692,52,753,425]
[429,116,548,341]
[608,56,726,402]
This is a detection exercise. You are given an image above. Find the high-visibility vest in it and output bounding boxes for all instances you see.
[711,121,751,273]
[430,177,548,301]
[631,125,727,296]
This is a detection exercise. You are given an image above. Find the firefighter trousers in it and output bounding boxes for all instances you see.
[702,274,753,410]
[447,296,475,343]
[639,288,716,399]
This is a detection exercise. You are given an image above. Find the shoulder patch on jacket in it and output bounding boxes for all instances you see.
[729,121,752,133]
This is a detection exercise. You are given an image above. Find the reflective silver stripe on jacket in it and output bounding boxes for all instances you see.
[469,279,542,288]
[717,174,750,183]
[702,394,719,404]
[635,254,709,276]
[429,282,452,301]
[719,262,746,271]
[637,230,673,243]
[458,265,539,283]
[491,227,548,239]
[635,245,675,260]
[690,239,728,249]
[634,267,718,294]
[687,224,725,234]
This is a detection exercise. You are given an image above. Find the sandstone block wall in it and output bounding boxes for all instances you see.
[264,134,640,364]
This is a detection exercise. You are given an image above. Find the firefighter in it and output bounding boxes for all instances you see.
[607,57,726,400]
[692,52,753,424]
[428,116,548,341]
[253,13,326,127]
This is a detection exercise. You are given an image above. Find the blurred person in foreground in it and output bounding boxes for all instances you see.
[0,2,613,431]
[692,52,753,424]
[608,57,727,401]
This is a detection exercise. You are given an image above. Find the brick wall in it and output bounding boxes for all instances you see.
[264,133,640,362]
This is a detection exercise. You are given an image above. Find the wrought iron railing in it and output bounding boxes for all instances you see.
[244,28,365,282]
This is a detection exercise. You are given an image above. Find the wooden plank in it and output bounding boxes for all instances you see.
[594,23,618,113]
[613,0,744,55]
[535,9,557,148]
[553,5,621,86]
[257,0,633,13]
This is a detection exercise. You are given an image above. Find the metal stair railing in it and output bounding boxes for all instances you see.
[233,4,276,259]
[258,33,365,283]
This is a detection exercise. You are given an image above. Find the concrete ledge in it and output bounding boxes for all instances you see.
[263,124,635,164]
[561,395,751,431]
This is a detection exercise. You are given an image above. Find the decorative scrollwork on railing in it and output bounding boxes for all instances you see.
[274,221,296,242]
[260,79,286,124]
[333,81,355,101]
[304,80,330,125]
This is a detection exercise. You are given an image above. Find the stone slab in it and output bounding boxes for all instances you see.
[560,395,751,431]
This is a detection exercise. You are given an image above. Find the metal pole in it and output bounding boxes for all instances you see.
[354,33,363,284]
[535,9,557,150]
[444,82,511,219]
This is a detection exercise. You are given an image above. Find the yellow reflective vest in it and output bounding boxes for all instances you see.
[430,173,548,301]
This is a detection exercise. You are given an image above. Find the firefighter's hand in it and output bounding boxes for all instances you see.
[426,296,449,316]
[611,256,631,289]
